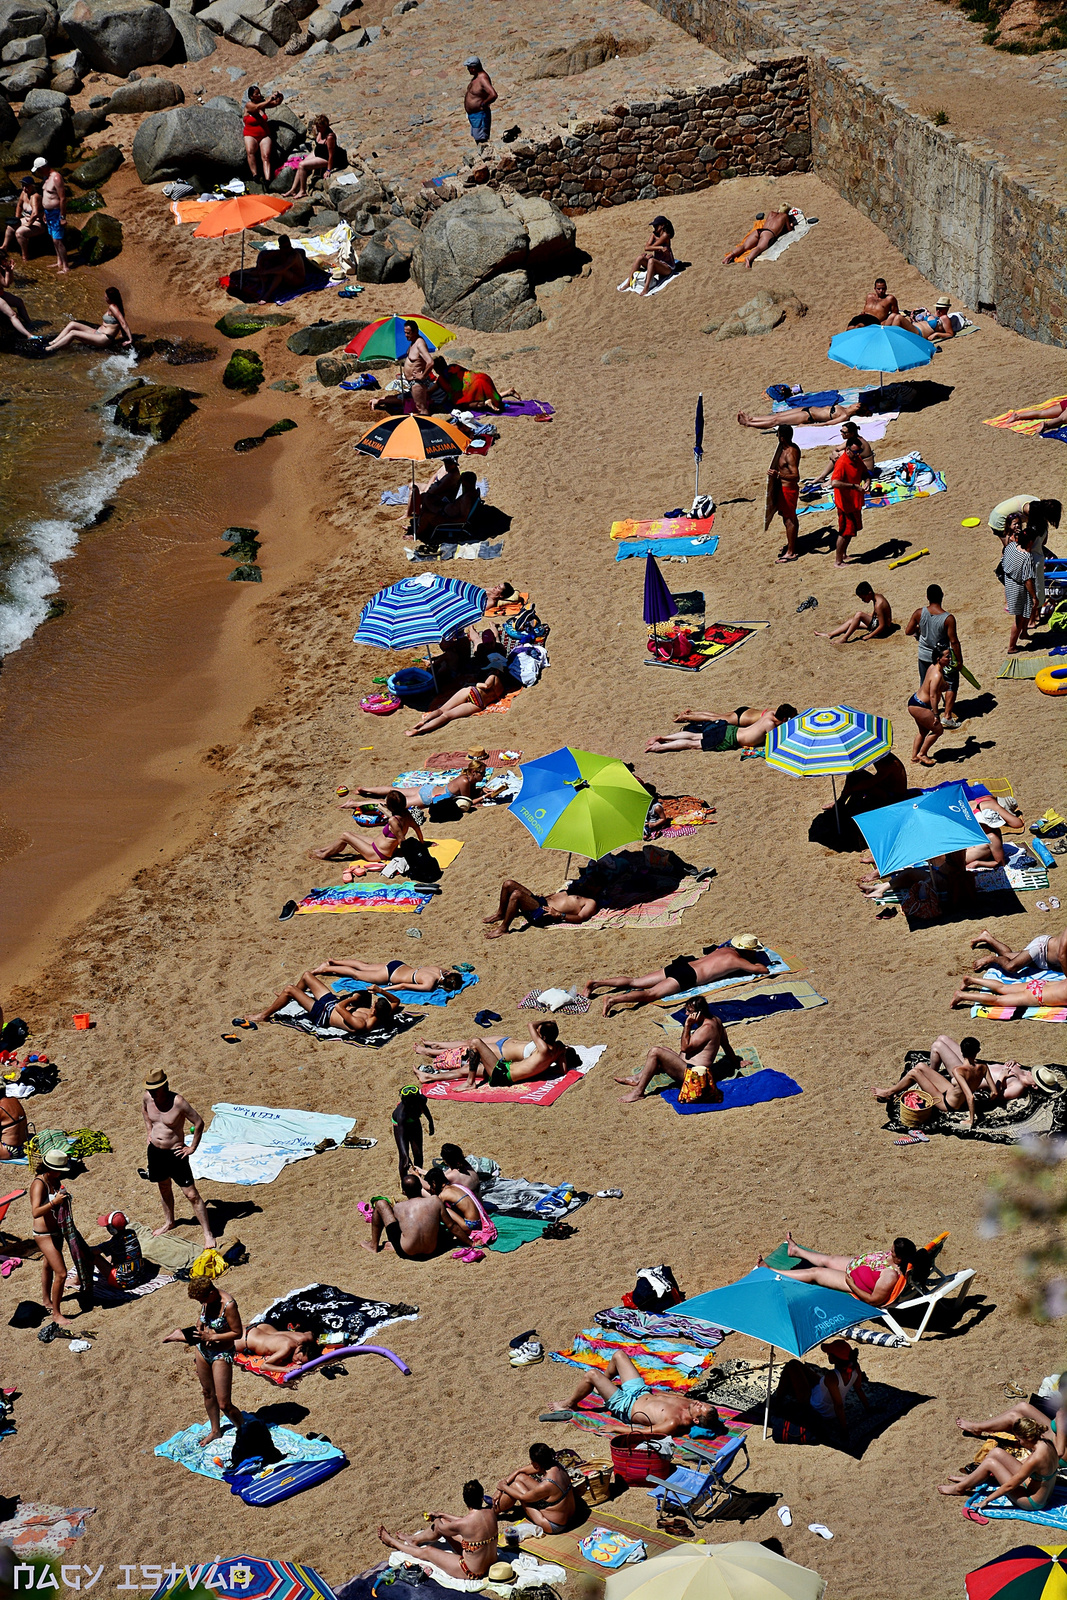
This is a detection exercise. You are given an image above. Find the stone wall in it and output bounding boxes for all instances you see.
[638,0,1067,344]
[479,53,810,212]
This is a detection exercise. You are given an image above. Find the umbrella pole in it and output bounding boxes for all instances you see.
[694,453,700,505]
[832,774,840,836]
[238,229,245,291]
[426,645,438,690]
[763,1345,775,1441]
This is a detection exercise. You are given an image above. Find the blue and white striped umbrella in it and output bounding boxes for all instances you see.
[767,705,892,776]
[353,572,487,650]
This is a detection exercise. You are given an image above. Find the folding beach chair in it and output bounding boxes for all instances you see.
[646,1435,750,1524]
[879,1232,976,1344]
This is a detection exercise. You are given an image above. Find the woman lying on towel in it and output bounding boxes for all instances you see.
[952,973,1067,1010]
[938,1416,1060,1509]
[310,788,423,878]
[414,1019,567,1087]
[431,356,522,412]
[246,970,400,1034]
[237,1322,318,1370]
[311,958,466,993]
[352,755,489,815]
[765,1232,923,1305]
[407,668,517,737]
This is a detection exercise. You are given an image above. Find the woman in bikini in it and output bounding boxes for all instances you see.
[236,1322,317,1370]
[407,670,513,738]
[245,971,401,1034]
[414,1020,565,1086]
[310,957,465,993]
[0,1084,28,1161]
[378,1481,498,1580]
[162,1277,243,1442]
[952,972,1067,1010]
[31,1149,78,1328]
[494,1443,577,1531]
[938,1416,1059,1510]
[629,215,676,296]
[767,1232,920,1306]
[907,646,951,767]
[737,399,866,430]
[46,286,132,353]
[309,789,423,878]
[283,112,336,197]
[351,756,488,815]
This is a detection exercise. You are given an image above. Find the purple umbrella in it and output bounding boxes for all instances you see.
[643,551,675,643]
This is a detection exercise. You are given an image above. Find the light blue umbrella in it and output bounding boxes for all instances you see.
[353,571,486,651]
[855,781,987,876]
[828,323,935,383]
[676,1266,886,1436]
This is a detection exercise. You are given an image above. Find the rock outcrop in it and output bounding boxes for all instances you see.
[70,142,123,185]
[285,316,366,355]
[60,0,176,75]
[132,102,299,182]
[6,104,73,160]
[411,190,575,332]
[702,286,807,340]
[78,209,122,262]
[0,0,56,50]
[106,76,184,113]
[111,379,194,441]
[357,214,419,283]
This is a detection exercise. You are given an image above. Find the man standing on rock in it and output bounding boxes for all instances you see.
[32,157,67,275]
[463,56,497,152]
[767,422,801,562]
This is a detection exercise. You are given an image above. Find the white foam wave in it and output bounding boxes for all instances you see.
[0,351,154,658]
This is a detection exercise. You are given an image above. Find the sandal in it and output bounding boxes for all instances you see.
[232,1018,258,1030]
[221,1033,240,1044]
[313,1137,337,1154]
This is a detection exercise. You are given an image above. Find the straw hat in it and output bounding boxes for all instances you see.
[1035,1066,1067,1096]
[41,1148,72,1174]
[488,1565,516,1583]
[730,934,764,951]
[144,1068,169,1090]
[935,295,951,308]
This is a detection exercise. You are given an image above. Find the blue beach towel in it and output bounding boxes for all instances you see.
[661,1068,803,1115]
[967,1487,1067,1528]
[671,993,805,1026]
[616,536,719,561]
[334,971,478,1007]
[155,1415,344,1481]
[669,947,790,1002]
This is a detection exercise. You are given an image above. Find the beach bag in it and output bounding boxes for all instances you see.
[398,838,442,882]
[581,1465,613,1505]
[770,1416,814,1445]
[679,1063,715,1103]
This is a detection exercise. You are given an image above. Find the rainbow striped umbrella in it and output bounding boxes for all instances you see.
[966,1545,1067,1600]
[148,1559,337,1600]
[766,705,893,832]
[344,314,455,359]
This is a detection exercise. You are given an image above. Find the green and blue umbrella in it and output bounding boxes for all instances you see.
[828,323,935,382]
[856,781,987,876]
[767,705,893,833]
[510,747,651,860]
[354,571,486,651]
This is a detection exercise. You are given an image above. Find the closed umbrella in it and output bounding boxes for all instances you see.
[855,781,987,876]
[510,747,651,861]
[344,314,456,360]
[827,323,935,386]
[676,1266,887,1437]
[643,552,675,644]
[693,392,704,502]
[606,1542,825,1600]
[766,705,893,833]
[966,1545,1067,1600]
[192,194,293,289]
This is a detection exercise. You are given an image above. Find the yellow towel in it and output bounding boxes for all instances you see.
[425,838,464,871]
[984,396,1067,434]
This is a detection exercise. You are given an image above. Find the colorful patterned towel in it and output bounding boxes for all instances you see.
[297,882,437,915]
[984,397,1067,434]
[0,1505,95,1554]
[155,1415,344,1481]
[421,1045,605,1104]
[797,452,946,517]
[550,876,714,931]
[594,1307,726,1348]
[550,1345,711,1392]
[972,1002,1067,1023]
[611,517,715,541]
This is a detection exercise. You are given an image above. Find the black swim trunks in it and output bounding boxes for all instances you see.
[146,1144,194,1188]
[526,894,551,925]
[664,955,699,992]
[307,990,339,1028]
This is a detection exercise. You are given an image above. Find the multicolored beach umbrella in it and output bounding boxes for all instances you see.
[510,747,651,860]
[354,412,473,489]
[966,1545,1067,1600]
[148,1558,337,1600]
[766,705,893,832]
[344,314,456,359]
[354,572,486,651]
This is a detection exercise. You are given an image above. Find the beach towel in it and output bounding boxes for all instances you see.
[171,198,225,226]
[594,1307,726,1347]
[219,261,332,303]
[984,397,1067,435]
[270,1001,420,1047]
[974,841,1049,893]
[421,1044,605,1105]
[611,517,716,541]
[413,541,504,562]
[468,399,554,419]
[578,1528,646,1568]
[333,970,477,1008]
[428,748,523,769]
[295,882,436,916]
[551,1336,717,1390]
[155,1415,344,1481]
[479,1174,586,1219]
[91,1268,176,1304]
[998,654,1052,679]
[487,1214,547,1252]
[617,536,719,560]
[0,1505,95,1554]
[551,876,714,932]
[754,208,815,262]
[189,1103,357,1186]
[790,412,897,450]
[658,946,793,1003]
[249,1281,418,1346]
[690,619,770,664]
[661,979,828,1029]
[661,1067,802,1114]
[617,266,686,296]
[967,1487,1067,1528]
[797,451,946,517]
[883,1048,1067,1144]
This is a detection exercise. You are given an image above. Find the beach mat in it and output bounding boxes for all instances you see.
[155,1414,344,1481]
[469,399,554,419]
[617,536,719,560]
[617,266,686,296]
[519,990,590,1014]
[90,1269,176,1303]
[662,1068,802,1114]
[998,654,1052,679]
[270,1004,421,1048]
[611,517,715,541]
[334,970,477,1008]
[421,1045,605,1105]
[643,621,769,673]
[522,1512,684,1574]
[968,1487,1067,1528]
[488,1214,547,1252]
[656,946,795,1003]
[551,876,714,932]
[984,396,1067,435]
[791,413,896,450]
[0,1505,95,1554]
[662,979,827,1028]
[189,1102,357,1185]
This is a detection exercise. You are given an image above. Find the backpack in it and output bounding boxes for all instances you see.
[398,838,442,882]
[628,1265,684,1312]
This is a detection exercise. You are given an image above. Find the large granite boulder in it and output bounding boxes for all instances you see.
[0,0,56,48]
[70,141,122,184]
[0,93,16,139]
[78,207,121,261]
[132,101,298,181]
[23,86,69,111]
[357,214,419,283]
[411,188,574,331]
[111,379,193,440]
[0,59,50,94]
[6,103,72,159]
[285,316,366,355]
[170,8,215,57]
[198,0,297,48]
[60,0,175,74]
[1,30,47,58]
[107,75,183,113]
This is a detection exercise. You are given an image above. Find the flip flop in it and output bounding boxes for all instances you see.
[313,1138,337,1154]
[808,1525,833,1540]
[962,1507,989,1524]
[221,1033,240,1044]
[1051,898,1061,910]
[538,1411,574,1423]
[232,1018,258,1030]
[777,1506,792,1526]
[278,900,297,921]
[1037,902,1050,913]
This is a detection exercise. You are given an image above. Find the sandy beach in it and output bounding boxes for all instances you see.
[3,162,1067,1600]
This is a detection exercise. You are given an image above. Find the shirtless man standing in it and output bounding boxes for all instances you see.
[379,1480,498,1581]
[768,423,801,561]
[873,1035,1031,1129]
[361,1168,458,1258]
[971,926,1067,975]
[483,878,599,938]
[463,55,497,151]
[141,1068,215,1246]
[558,1352,721,1436]
[585,936,771,1016]
[32,159,67,275]
[722,207,795,268]
[645,703,797,755]
[372,320,440,415]
[617,996,741,1102]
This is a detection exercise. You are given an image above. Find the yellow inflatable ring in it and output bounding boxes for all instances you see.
[1036,665,1067,696]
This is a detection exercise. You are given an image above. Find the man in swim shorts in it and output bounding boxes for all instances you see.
[768,423,801,561]
[414,1019,568,1087]
[142,1068,216,1247]
[645,704,797,755]
[483,878,599,938]
[585,935,771,1015]
[971,926,1067,976]
[33,159,67,275]
[463,56,497,151]
[617,994,742,1102]
[559,1352,720,1436]
[361,1169,460,1258]
[847,277,900,327]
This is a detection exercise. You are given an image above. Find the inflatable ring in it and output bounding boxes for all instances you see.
[361,692,400,715]
[1036,665,1067,696]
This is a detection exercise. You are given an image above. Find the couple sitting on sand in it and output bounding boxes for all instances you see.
[940,1378,1067,1513]
[415,1018,570,1089]
[874,1032,1041,1129]
[361,1163,499,1260]
[948,924,1067,1011]
[378,1444,577,1579]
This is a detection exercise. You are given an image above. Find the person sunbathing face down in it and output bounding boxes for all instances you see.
[646,705,797,756]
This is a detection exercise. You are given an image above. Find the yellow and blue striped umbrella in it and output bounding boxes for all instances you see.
[766,705,892,777]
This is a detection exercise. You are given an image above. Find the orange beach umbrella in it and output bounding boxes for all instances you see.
[193,194,293,283]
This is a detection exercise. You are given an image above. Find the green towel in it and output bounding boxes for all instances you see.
[762,1241,801,1272]
[488,1215,548,1253]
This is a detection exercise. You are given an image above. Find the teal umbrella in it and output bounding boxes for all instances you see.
[828,324,935,387]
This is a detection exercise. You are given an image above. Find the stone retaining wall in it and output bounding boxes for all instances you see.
[480,53,810,212]
[638,0,1067,345]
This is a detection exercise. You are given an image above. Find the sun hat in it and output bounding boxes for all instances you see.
[488,1565,515,1583]
[1036,1066,1067,1096]
[144,1067,169,1090]
[935,296,951,308]
[97,1210,127,1229]
[730,934,764,951]
[41,1149,72,1174]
